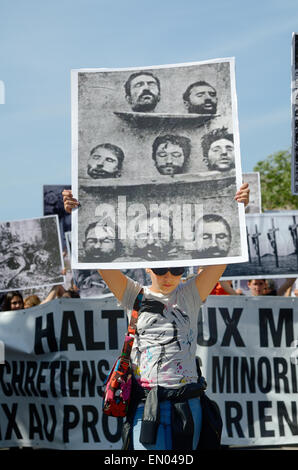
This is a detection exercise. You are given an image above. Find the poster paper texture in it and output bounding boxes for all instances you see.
[71,59,247,269]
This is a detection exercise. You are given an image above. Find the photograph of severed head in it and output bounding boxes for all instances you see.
[124,71,161,112]
[77,183,240,265]
[86,143,125,179]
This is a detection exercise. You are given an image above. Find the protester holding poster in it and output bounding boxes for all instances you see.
[62,182,249,450]
[71,59,248,270]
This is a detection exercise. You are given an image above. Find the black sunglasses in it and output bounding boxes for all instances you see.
[151,267,185,276]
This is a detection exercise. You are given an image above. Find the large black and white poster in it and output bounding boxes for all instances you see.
[0,216,65,292]
[71,59,247,269]
[43,185,71,251]
[65,232,155,298]
[223,211,298,279]
[243,172,262,214]
[292,33,298,195]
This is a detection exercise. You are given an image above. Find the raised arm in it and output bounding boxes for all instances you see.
[277,278,296,296]
[97,270,128,302]
[218,280,239,295]
[40,285,66,304]
[195,182,250,302]
[62,189,128,302]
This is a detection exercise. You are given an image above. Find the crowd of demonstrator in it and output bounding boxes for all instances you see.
[1,262,297,312]
[209,277,298,297]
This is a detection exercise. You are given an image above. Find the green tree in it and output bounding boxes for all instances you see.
[253,149,298,211]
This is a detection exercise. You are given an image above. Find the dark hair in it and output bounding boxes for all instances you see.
[63,289,80,299]
[183,80,216,103]
[1,291,24,311]
[90,143,125,170]
[195,214,232,239]
[152,134,191,164]
[201,127,234,167]
[124,71,160,97]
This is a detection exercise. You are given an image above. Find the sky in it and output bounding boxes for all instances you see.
[1,0,298,221]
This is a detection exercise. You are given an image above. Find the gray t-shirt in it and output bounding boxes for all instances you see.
[121,277,203,389]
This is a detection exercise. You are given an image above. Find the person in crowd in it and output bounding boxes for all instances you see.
[23,294,41,308]
[124,71,161,112]
[183,81,218,114]
[62,182,249,451]
[40,285,66,304]
[196,267,239,295]
[284,278,298,297]
[40,285,81,304]
[62,289,80,298]
[201,127,235,172]
[246,279,268,296]
[263,279,278,295]
[87,143,125,179]
[152,134,191,176]
[1,291,24,311]
[247,278,296,296]
[210,280,239,295]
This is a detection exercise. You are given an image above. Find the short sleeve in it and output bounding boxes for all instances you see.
[121,276,142,311]
[177,277,203,315]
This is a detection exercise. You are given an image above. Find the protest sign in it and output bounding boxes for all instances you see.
[0,295,297,449]
[291,33,298,195]
[223,211,298,279]
[243,172,262,214]
[43,185,71,251]
[198,295,298,446]
[71,59,247,269]
[0,215,65,292]
[0,296,126,449]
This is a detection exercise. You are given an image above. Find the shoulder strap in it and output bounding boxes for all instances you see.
[120,288,144,363]
[128,288,144,336]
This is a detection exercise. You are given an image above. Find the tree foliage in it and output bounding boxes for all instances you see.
[253,150,298,211]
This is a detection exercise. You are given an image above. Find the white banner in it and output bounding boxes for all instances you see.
[0,295,297,449]
[0,296,127,450]
[198,295,298,446]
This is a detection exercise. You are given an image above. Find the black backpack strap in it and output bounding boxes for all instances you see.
[120,288,144,362]
[127,288,144,336]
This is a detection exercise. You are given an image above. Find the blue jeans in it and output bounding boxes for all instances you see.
[132,398,202,450]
